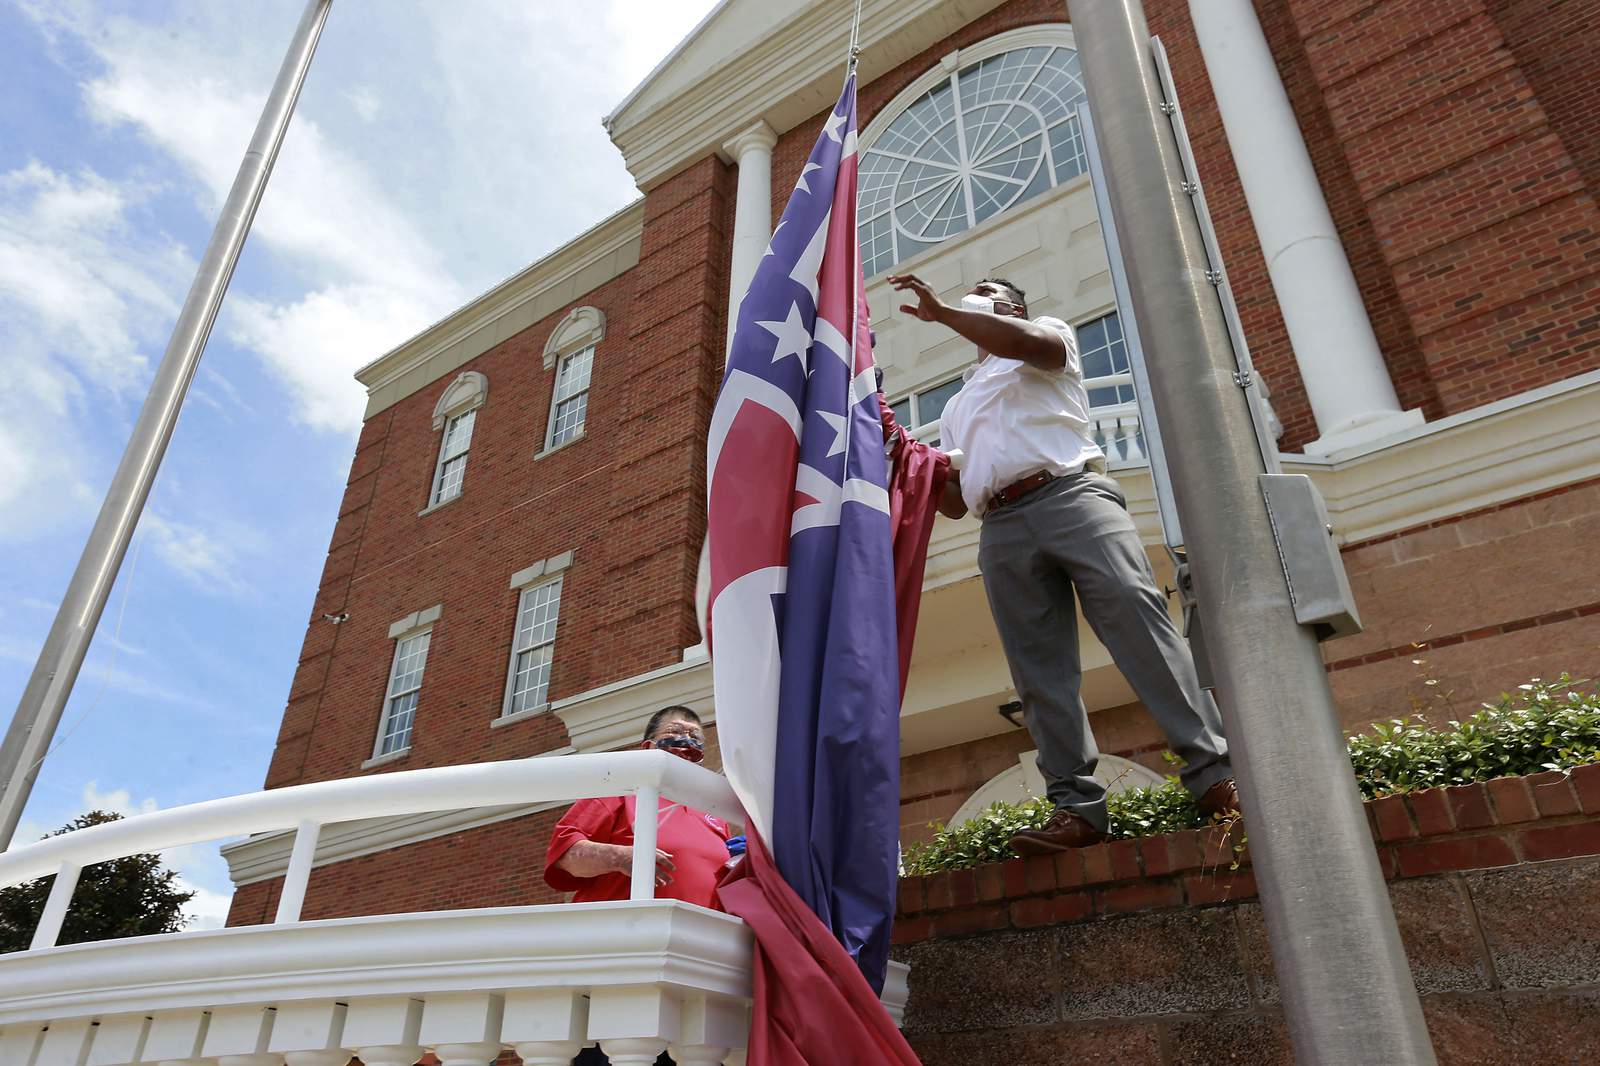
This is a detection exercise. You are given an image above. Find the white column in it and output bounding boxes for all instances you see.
[722,120,779,354]
[1190,0,1423,455]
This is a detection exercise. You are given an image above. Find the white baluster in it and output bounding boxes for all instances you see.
[35,1018,94,1066]
[589,987,678,1066]
[630,785,659,900]
[669,996,746,1066]
[0,1023,45,1065]
[419,992,503,1065]
[205,1005,282,1066]
[85,1015,150,1066]
[598,1038,669,1066]
[273,819,321,923]
[504,989,587,1066]
[144,1009,210,1066]
[30,860,82,949]
[344,997,423,1066]
[269,1001,348,1066]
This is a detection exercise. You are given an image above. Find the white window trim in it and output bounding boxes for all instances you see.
[540,306,604,454]
[424,371,488,513]
[543,345,595,454]
[496,553,573,725]
[365,604,442,766]
[857,23,1082,277]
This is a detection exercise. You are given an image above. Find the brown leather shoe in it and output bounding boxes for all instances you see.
[1009,808,1107,855]
[1198,777,1241,820]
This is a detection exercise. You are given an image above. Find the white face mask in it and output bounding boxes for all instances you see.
[960,293,996,315]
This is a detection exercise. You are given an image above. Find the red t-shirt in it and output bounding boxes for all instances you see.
[543,795,732,908]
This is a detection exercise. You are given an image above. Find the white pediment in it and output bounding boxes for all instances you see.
[605,0,1008,189]
[542,305,606,368]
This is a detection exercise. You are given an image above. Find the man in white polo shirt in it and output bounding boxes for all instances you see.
[887,273,1237,853]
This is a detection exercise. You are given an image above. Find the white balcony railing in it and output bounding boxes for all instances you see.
[0,751,908,1066]
[905,373,1148,466]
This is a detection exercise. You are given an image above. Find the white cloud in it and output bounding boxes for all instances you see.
[227,282,441,434]
[346,87,381,122]
[141,512,251,596]
[81,780,160,817]
[0,162,191,540]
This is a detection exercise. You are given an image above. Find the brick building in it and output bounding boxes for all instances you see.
[223,0,1600,941]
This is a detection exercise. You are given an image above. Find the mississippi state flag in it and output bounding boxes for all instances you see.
[707,70,906,1011]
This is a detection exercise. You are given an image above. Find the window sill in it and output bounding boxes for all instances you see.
[491,703,551,730]
[534,430,586,461]
[417,494,462,518]
[361,747,412,770]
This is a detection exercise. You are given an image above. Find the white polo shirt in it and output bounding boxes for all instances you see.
[938,315,1107,517]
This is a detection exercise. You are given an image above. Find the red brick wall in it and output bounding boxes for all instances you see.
[1285,0,1600,416]
[1485,0,1600,199]
[1326,476,1600,731]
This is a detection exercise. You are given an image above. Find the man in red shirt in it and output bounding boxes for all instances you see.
[544,706,739,908]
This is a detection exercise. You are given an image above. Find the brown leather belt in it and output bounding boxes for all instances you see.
[987,470,1057,512]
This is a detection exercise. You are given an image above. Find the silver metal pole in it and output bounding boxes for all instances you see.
[0,0,335,852]
[1070,3,1435,1063]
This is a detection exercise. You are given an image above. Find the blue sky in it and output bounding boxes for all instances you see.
[0,0,716,926]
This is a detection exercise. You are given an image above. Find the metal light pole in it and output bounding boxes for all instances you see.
[0,0,335,851]
[1070,2,1435,1062]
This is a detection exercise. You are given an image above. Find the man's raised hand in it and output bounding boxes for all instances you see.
[888,273,945,322]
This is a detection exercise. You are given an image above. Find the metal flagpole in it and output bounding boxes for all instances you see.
[1069,2,1435,1063]
[0,0,335,852]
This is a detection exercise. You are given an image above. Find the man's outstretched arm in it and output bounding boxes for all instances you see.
[887,273,1067,371]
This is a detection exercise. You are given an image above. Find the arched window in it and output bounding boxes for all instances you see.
[541,306,605,454]
[428,371,488,508]
[858,31,1088,276]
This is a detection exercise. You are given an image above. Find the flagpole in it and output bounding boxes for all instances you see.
[0,0,335,852]
[847,0,864,76]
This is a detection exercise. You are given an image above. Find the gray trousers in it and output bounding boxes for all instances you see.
[977,470,1231,830]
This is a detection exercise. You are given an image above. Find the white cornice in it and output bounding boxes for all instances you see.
[553,659,715,756]
[605,0,1008,190]
[355,200,644,419]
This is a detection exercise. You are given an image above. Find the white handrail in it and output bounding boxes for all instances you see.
[0,750,742,890]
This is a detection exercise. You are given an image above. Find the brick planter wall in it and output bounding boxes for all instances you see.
[892,765,1600,1064]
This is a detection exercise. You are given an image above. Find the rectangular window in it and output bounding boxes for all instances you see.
[504,575,563,717]
[1078,311,1135,408]
[431,407,477,505]
[377,629,431,756]
[887,372,965,447]
[546,346,594,449]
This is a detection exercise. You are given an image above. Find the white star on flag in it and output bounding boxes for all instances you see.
[758,301,813,371]
[796,162,821,193]
[817,409,848,457]
[822,109,846,142]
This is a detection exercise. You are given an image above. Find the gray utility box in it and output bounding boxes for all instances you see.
[1258,474,1362,640]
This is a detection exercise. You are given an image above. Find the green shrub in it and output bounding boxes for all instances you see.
[902,674,1600,875]
[1347,674,1600,799]
[901,779,1206,876]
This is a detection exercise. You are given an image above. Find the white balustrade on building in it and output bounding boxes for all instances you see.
[0,750,910,1066]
